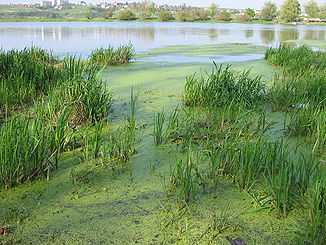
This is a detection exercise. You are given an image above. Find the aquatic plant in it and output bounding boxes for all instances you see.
[0,47,59,108]
[265,44,326,74]
[153,110,166,145]
[0,115,59,188]
[89,43,135,66]
[295,177,325,245]
[184,63,266,108]
[169,144,203,203]
[35,56,113,125]
[82,121,105,160]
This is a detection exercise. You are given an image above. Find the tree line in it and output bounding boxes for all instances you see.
[98,0,326,23]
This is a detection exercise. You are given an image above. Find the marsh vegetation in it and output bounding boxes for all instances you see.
[0,42,325,244]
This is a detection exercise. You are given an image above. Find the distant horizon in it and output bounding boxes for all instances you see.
[0,0,325,9]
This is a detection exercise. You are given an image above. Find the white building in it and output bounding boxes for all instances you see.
[52,0,68,6]
[41,1,52,7]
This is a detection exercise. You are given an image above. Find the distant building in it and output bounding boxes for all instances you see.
[41,1,52,7]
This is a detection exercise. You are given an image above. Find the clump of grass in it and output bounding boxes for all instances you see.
[89,43,135,66]
[0,115,66,188]
[295,177,325,245]
[99,89,138,167]
[184,63,266,108]
[267,44,326,109]
[169,144,203,203]
[0,47,59,108]
[82,121,105,160]
[35,57,113,125]
[153,110,166,145]
[265,44,326,74]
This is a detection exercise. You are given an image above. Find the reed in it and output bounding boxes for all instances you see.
[0,47,59,108]
[153,110,166,145]
[265,44,326,75]
[89,43,135,66]
[0,115,58,188]
[299,177,325,245]
[169,144,203,203]
[35,56,113,125]
[184,63,266,108]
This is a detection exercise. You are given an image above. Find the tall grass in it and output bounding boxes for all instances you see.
[89,43,135,66]
[169,144,203,203]
[0,114,69,188]
[0,49,113,188]
[35,57,113,125]
[184,63,266,108]
[0,47,59,108]
[153,110,166,145]
[265,44,326,75]
[267,44,326,109]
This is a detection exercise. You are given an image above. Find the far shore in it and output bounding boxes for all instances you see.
[0,18,326,26]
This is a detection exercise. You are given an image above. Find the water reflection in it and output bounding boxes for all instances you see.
[0,22,325,56]
[260,30,275,45]
[304,30,326,40]
[278,29,299,42]
[245,30,254,38]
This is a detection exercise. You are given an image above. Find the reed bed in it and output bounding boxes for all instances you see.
[0,114,69,188]
[297,177,325,244]
[265,44,326,75]
[0,48,113,188]
[35,57,113,125]
[267,45,326,109]
[0,47,59,108]
[89,43,135,66]
[184,63,266,108]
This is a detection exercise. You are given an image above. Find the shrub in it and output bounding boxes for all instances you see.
[157,11,174,21]
[117,10,135,21]
[238,13,252,22]
[218,10,231,21]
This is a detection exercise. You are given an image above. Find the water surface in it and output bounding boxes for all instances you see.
[0,22,325,57]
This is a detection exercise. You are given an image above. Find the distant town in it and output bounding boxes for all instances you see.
[0,1,325,23]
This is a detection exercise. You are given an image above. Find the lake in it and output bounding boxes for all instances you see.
[0,21,325,57]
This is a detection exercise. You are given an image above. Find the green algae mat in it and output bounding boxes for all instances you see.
[0,43,302,244]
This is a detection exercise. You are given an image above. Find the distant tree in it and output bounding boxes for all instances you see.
[261,1,278,21]
[238,13,252,22]
[246,8,256,18]
[86,10,95,20]
[320,5,326,19]
[280,0,301,22]
[117,10,135,20]
[139,1,155,20]
[197,9,209,20]
[157,11,174,21]
[209,4,218,19]
[217,10,231,21]
[103,10,113,19]
[178,10,191,22]
[304,0,319,18]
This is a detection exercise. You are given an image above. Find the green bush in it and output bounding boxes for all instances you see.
[117,10,135,21]
[157,11,174,21]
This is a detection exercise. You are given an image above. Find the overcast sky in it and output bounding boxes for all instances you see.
[0,0,325,9]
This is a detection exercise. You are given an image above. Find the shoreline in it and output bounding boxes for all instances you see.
[0,18,326,26]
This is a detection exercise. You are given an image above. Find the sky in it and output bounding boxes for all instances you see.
[0,0,325,9]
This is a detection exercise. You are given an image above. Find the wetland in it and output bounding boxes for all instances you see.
[0,22,325,245]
